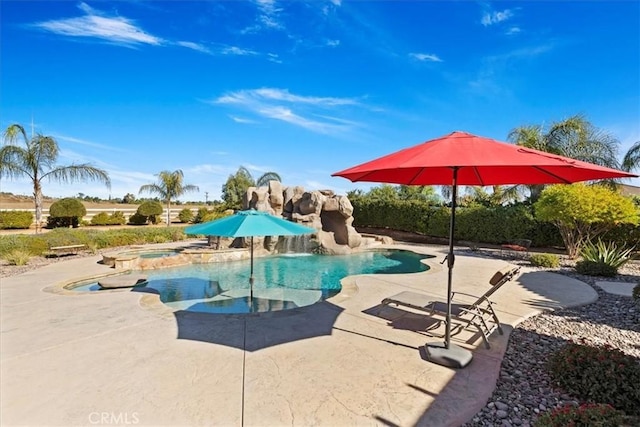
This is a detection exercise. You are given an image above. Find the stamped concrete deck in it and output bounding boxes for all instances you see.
[1,243,598,427]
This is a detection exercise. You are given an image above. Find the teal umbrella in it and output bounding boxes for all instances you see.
[184,209,316,301]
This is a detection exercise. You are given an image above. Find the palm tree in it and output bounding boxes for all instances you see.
[1,123,111,232]
[256,171,281,187]
[508,114,621,200]
[622,141,640,172]
[139,170,199,226]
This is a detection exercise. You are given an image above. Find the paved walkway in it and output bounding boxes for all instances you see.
[1,243,599,427]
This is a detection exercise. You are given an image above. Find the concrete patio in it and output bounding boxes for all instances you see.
[1,243,598,426]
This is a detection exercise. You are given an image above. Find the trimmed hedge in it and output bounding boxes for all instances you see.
[178,208,194,223]
[47,198,86,228]
[350,199,564,247]
[0,211,33,229]
[90,211,126,226]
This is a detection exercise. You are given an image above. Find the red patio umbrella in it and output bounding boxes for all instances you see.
[332,131,637,368]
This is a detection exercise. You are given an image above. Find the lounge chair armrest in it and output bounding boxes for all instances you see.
[451,291,480,300]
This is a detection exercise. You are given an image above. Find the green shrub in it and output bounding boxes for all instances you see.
[193,207,211,224]
[0,211,33,229]
[178,208,194,223]
[581,239,633,269]
[4,249,32,265]
[193,207,231,224]
[91,211,126,226]
[575,239,634,277]
[47,198,86,228]
[128,212,149,225]
[534,403,624,427]
[136,201,163,224]
[529,253,560,268]
[575,260,618,277]
[547,341,640,416]
[0,227,189,260]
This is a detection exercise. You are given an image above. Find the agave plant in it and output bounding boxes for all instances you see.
[580,239,634,269]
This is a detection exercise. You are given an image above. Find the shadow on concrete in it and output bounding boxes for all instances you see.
[172,301,344,352]
[364,303,490,347]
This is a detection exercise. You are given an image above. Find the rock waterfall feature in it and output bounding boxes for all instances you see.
[243,182,363,255]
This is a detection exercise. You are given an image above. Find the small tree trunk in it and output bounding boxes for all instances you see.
[33,183,43,234]
[166,200,171,227]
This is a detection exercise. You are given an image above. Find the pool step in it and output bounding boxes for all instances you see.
[98,274,148,289]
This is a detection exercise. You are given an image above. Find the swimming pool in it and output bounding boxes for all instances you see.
[121,249,181,259]
[74,249,431,314]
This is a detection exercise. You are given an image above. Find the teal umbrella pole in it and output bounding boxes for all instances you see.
[183,209,316,311]
[249,236,254,303]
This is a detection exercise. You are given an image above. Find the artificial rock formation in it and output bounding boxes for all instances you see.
[244,182,362,255]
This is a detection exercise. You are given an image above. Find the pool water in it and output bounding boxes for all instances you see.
[75,249,430,314]
[123,250,180,259]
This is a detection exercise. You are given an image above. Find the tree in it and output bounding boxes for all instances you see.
[1,123,111,232]
[47,197,86,228]
[138,170,198,226]
[122,193,136,204]
[622,141,640,172]
[136,200,164,224]
[256,171,281,187]
[466,186,522,207]
[221,166,281,209]
[534,184,639,258]
[509,115,621,201]
[367,184,400,201]
[397,185,441,203]
[221,167,254,209]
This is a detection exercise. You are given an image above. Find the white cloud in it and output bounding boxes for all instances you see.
[33,2,208,54]
[266,53,282,63]
[211,88,363,135]
[481,9,514,27]
[229,115,258,124]
[325,39,340,47]
[506,26,521,35]
[409,52,443,62]
[186,164,233,175]
[241,0,284,33]
[253,88,359,106]
[221,46,259,56]
[34,2,163,46]
[176,41,212,54]
[55,134,128,153]
[257,106,345,134]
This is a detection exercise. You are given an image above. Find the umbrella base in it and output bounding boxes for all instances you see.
[424,341,473,369]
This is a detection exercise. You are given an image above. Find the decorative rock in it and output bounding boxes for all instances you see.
[244,183,365,255]
[495,402,509,411]
[98,274,147,289]
[268,181,284,216]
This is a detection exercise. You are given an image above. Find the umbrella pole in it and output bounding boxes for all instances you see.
[444,175,457,349]
[424,167,473,368]
[250,236,254,304]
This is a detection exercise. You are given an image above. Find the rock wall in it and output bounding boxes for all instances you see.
[244,182,362,254]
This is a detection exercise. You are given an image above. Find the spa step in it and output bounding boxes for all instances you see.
[98,274,148,289]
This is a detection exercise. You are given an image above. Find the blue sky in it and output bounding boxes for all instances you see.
[2,0,639,201]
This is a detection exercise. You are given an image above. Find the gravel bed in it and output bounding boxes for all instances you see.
[463,254,639,427]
